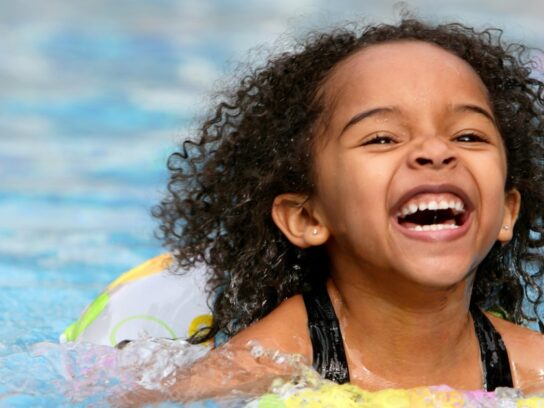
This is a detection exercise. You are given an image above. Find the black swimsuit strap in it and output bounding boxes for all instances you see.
[303,285,513,390]
[470,303,513,390]
[302,287,350,384]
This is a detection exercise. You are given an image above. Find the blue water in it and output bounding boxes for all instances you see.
[1,1,543,406]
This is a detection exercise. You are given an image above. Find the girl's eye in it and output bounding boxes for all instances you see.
[454,133,489,143]
[361,135,396,146]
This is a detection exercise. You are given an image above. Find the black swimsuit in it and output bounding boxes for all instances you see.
[302,284,513,391]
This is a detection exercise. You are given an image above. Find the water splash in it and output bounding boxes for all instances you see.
[2,339,544,407]
[117,338,209,390]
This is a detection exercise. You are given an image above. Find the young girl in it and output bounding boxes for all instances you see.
[153,17,544,399]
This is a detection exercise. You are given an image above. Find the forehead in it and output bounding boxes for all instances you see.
[320,40,491,113]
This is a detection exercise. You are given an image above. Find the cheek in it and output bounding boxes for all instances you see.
[320,158,389,234]
[476,159,508,238]
[483,190,506,242]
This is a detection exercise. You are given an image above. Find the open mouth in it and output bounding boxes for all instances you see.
[395,195,470,232]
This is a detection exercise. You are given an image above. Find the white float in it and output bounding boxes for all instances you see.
[60,254,213,347]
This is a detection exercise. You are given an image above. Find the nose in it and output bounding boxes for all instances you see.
[408,136,457,170]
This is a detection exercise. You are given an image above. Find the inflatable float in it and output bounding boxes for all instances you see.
[255,383,544,407]
[60,254,214,347]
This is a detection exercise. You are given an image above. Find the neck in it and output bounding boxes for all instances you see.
[329,263,481,388]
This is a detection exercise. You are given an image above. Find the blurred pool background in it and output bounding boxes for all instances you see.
[0,0,543,406]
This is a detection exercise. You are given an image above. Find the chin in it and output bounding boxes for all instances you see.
[400,261,475,289]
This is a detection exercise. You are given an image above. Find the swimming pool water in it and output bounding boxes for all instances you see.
[2,2,544,406]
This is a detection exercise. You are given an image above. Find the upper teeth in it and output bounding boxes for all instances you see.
[398,199,464,218]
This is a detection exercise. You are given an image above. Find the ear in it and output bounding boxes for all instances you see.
[271,193,330,248]
[497,189,521,243]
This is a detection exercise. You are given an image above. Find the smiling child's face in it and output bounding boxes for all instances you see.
[310,40,520,287]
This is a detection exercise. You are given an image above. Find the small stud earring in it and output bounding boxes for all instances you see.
[312,227,318,236]
[502,225,510,230]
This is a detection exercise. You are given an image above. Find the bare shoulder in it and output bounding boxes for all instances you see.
[487,313,544,359]
[228,294,311,359]
[486,313,544,392]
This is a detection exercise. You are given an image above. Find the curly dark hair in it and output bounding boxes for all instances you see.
[153,18,544,343]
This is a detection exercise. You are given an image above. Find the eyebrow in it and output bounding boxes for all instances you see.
[453,104,496,125]
[341,106,398,135]
[340,103,497,136]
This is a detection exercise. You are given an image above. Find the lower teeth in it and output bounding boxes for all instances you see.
[410,224,459,231]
